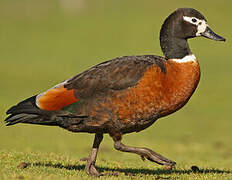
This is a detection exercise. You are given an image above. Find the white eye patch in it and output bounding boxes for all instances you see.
[183,16,207,36]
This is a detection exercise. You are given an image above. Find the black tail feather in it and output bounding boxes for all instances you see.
[5,95,87,127]
[6,96,38,115]
[5,114,40,126]
[4,95,59,126]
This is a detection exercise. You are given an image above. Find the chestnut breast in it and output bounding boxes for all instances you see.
[111,59,200,124]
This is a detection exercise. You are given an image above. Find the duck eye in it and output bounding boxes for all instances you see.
[192,18,197,23]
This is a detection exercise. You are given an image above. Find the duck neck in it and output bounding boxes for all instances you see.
[160,25,192,60]
[160,35,192,60]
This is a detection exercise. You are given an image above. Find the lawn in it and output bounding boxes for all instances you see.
[0,0,232,179]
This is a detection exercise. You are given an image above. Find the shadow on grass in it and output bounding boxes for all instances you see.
[30,161,232,176]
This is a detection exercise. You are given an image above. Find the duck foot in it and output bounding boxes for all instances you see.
[114,140,176,169]
[164,162,176,170]
[84,157,101,176]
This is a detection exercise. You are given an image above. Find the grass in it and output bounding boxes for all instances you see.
[0,0,232,179]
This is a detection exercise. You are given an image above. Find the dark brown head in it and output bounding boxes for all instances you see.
[160,8,226,59]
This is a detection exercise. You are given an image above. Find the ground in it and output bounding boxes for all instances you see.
[0,0,232,179]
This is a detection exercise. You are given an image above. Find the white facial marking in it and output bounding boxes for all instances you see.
[196,20,207,36]
[172,54,197,63]
[183,16,207,36]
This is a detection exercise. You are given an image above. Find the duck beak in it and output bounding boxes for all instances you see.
[201,26,226,41]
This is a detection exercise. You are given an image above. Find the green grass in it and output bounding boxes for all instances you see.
[1,0,232,179]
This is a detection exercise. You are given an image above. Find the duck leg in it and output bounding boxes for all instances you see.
[114,140,176,169]
[82,133,103,176]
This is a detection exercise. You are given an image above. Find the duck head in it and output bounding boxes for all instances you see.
[160,8,226,59]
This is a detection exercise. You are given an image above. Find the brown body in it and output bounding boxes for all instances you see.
[62,58,200,135]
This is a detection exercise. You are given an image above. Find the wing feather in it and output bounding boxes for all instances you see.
[36,55,165,111]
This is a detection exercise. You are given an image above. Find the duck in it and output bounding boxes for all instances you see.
[5,8,225,176]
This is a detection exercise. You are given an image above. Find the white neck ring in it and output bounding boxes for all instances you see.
[172,54,197,63]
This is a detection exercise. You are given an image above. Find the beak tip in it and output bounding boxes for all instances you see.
[218,37,226,42]
[201,26,226,42]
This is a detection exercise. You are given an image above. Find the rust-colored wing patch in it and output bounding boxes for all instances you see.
[36,82,78,111]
